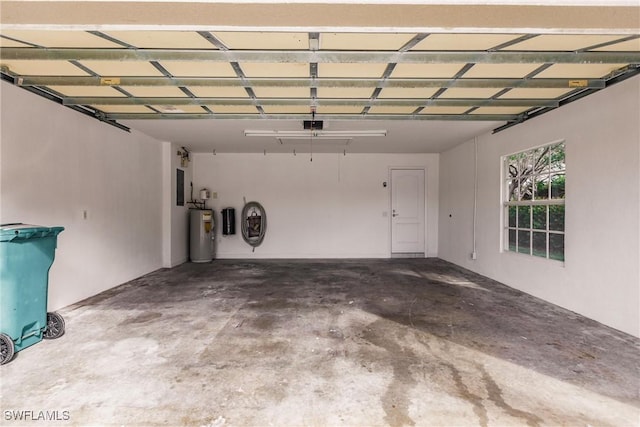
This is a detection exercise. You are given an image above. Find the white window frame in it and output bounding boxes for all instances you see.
[501,140,565,262]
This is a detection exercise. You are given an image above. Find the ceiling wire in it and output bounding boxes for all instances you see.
[310,108,316,162]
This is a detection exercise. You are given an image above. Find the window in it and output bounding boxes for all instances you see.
[503,141,565,261]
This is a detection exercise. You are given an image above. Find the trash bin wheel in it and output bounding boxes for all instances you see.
[0,333,15,365]
[44,312,65,339]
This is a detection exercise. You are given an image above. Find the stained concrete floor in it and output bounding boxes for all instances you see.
[1,259,639,427]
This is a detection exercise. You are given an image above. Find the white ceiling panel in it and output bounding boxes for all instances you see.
[471,106,531,115]
[47,85,126,97]
[1,23,638,154]
[253,87,310,98]
[277,139,351,148]
[92,105,154,113]
[104,31,216,49]
[261,105,313,114]
[316,87,376,98]
[214,32,308,49]
[2,2,638,35]
[592,38,640,51]
[122,119,505,154]
[0,37,31,48]
[420,106,471,115]
[160,61,237,77]
[503,34,626,51]
[440,88,502,98]
[499,88,575,99]
[368,106,419,114]
[315,106,364,114]
[412,34,522,51]
[463,63,545,78]
[391,63,466,78]
[121,86,190,97]
[0,30,120,48]
[0,60,89,76]
[153,105,208,114]
[320,33,415,51]
[318,63,388,78]
[188,86,249,97]
[378,87,439,99]
[534,63,628,78]
[210,105,260,114]
[241,63,309,78]
[80,61,165,77]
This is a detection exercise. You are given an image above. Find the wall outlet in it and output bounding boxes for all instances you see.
[212,192,218,199]
[470,252,477,260]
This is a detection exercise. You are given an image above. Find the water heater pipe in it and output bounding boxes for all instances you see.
[472,136,478,260]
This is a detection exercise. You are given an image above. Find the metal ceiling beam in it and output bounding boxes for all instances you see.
[1,70,130,132]
[65,96,557,108]
[493,64,640,133]
[104,112,517,121]
[13,76,607,89]
[2,48,638,64]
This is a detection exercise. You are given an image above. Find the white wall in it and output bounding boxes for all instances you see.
[439,75,640,337]
[0,81,164,310]
[162,142,192,267]
[193,153,439,258]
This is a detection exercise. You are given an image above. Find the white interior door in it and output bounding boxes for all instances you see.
[391,168,425,254]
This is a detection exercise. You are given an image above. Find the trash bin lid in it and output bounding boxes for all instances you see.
[0,223,64,242]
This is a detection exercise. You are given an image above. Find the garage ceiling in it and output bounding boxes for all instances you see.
[1,1,639,153]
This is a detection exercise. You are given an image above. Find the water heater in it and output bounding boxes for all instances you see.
[189,209,215,262]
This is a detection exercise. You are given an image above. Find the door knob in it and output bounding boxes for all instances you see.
[392,210,398,217]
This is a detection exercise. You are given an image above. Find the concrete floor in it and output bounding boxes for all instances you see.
[1,259,638,427]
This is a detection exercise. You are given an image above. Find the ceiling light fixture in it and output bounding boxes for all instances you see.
[277,137,352,145]
[244,130,387,138]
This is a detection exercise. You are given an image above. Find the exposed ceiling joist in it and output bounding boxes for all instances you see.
[2,48,638,64]
[101,113,519,121]
[62,96,559,108]
[1,20,638,151]
[10,76,608,89]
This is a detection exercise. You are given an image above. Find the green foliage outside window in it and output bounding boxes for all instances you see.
[504,142,565,261]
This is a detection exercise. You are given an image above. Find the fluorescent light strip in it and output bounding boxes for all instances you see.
[278,136,353,140]
[277,138,352,145]
[244,130,387,138]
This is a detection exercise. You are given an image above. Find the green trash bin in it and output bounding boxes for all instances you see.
[0,223,66,365]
